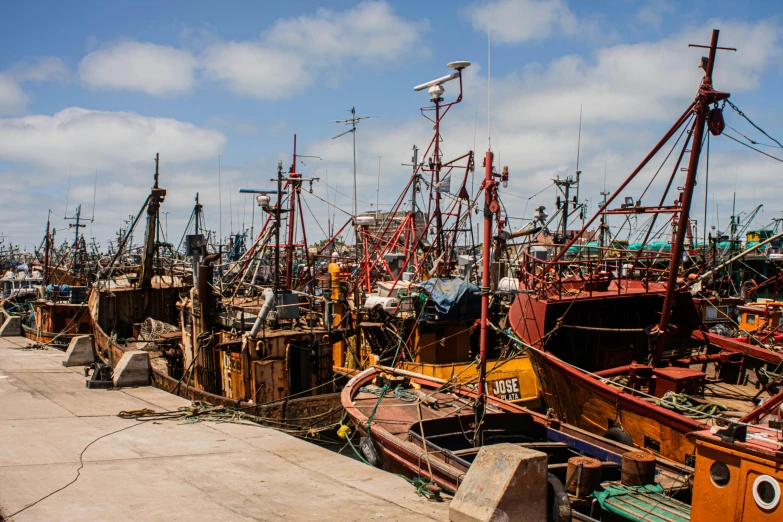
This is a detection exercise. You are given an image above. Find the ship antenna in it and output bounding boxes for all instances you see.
[576,106,582,173]
[487,10,491,151]
[64,166,72,219]
[218,155,222,250]
[376,156,381,218]
[575,105,583,222]
[90,169,98,238]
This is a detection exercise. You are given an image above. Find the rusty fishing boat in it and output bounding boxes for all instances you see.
[335,60,540,407]
[508,29,783,465]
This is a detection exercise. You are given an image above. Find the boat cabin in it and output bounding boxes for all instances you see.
[689,424,783,521]
[738,301,783,333]
[1,277,42,299]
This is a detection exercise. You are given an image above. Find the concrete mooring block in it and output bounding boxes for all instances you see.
[0,315,22,337]
[113,350,151,388]
[62,335,95,367]
[449,443,548,522]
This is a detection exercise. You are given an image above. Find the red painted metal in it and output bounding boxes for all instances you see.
[285,135,298,289]
[654,30,731,364]
[546,100,696,268]
[477,150,496,414]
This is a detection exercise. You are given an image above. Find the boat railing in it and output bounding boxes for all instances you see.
[519,244,673,299]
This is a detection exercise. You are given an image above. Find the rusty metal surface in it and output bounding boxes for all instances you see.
[250,392,343,429]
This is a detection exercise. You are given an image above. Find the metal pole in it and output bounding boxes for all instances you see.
[654,29,722,365]
[476,149,495,445]
[434,99,444,266]
[43,215,50,286]
[285,135,297,289]
[275,162,282,307]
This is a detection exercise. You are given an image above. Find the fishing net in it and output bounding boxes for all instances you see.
[139,317,179,344]
[137,317,180,375]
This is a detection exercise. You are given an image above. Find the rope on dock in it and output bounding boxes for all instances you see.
[118,401,342,437]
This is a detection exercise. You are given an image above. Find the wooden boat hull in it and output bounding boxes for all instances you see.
[88,287,342,429]
[21,324,82,348]
[400,356,541,407]
[20,299,93,348]
[527,347,707,465]
[343,366,692,495]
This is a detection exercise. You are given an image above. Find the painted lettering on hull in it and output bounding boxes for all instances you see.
[491,377,520,401]
[465,377,521,401]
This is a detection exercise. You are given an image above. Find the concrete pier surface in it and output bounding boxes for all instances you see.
[0,337,449,521]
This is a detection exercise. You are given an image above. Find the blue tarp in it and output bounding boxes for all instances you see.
[417,278,482,319]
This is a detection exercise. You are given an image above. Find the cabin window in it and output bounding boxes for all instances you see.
[752,475,780,510]
[746,314,757,326]
[643,436,661,453]
[710,461,730,488]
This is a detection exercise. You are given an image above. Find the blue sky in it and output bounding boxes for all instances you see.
[1,0,782,249]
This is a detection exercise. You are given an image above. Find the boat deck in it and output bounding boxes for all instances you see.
[607,372,773,422]
[0,337,448,521]
[353,384,483,443]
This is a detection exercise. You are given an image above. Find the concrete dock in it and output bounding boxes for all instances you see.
[0,337,449,521]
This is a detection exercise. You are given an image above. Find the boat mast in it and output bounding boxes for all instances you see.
[275,160,283,304]
[43,212,51,286]
[477,24,501,439]
[285,135,298,289]
[140,153,166,289]
[653,29,731,365]
[433,97,444,267]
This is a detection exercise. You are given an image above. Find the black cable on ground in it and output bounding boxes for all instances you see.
[5,421,147,518]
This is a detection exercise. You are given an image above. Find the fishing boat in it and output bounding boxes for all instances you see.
[1,212,96,348]
[342,365,695,520]
[85,152,343,438]
[508,29,783,465]
[338,60,541,407]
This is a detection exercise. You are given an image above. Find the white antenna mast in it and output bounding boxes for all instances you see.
[90,170,98,238]
[218,155,222,248]
[91,170,98,221]
[376,156,381,217]
[487,10,491,151]
[64,166,72,218]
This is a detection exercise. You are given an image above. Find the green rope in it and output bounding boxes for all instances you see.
[343,422,441,501]
[359,384,418,403]
[654,391,727,419]
[364,384,390,434]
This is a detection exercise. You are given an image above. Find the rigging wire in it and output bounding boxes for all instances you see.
[722,132,783,163]
[725,99,783,149]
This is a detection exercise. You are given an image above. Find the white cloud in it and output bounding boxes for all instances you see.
[201,1,427,99]
[637,1,675,29]
[12,56,70,83]
[265,1,425,63]
[0,74,27,115]
[74,2,425,100]
[490,20,781,128]
[462,0,579,44]
[0,108,230,246]
[0,56,70,115]
[79,41,198,96]
[201,43,309,100]
[0,107,226,170]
